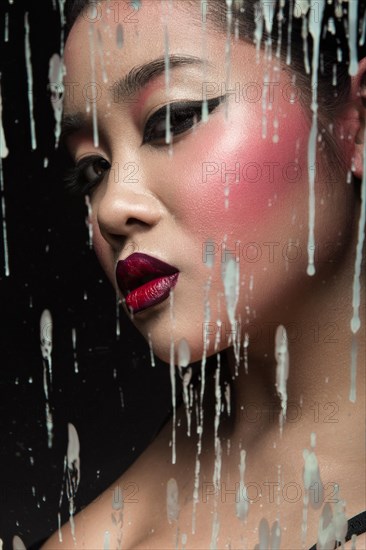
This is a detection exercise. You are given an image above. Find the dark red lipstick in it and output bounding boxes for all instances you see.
[116,253,179,314]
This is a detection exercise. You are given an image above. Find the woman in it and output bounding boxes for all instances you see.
[40,0,365,548]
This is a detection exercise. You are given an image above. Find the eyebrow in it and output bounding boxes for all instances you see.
[61,54,211,144]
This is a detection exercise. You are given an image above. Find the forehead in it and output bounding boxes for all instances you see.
[65,1,212,72]
[63,1,262,109]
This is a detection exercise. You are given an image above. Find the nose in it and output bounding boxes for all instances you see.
[96,173,163,250]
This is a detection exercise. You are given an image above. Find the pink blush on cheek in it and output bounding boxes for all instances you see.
[176,111,310,234]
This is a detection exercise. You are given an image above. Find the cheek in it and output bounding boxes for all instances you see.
[172,107,310,245]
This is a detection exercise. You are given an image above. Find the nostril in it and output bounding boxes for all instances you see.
[125,217,151,227]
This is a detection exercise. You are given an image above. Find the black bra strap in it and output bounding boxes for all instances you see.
[308,510,366,550]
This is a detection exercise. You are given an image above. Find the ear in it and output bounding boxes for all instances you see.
[340,57,366,179]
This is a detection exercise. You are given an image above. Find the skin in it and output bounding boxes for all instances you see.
[42,1,365,548]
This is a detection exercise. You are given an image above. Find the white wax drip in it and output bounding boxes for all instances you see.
[192,351,209,530]
[349,124,366,401]
[274,325,289,435]
[360,9,366,46]
[254,2,264,61]
[243,331,249,374]
[306,0,326,276]
[0,158,10,276]
[85,195,93,248]
[178,338,192,436]
[221,253,240,366]
[12,537,26,550]
[350,128,366,334]
[236,449,249,521]
[210,437,222,550]
[88,23,99,148]
[111,485,123,548]
[169,339,176,463]
[254,517,281,549]
[72,328,79,373]
[163,3,171,146]
[24,13,37,150]
[270,520,281,550]
[169,291,176,464]
[317,503,338,550]
[58,0,66,55]
[4,12,9,42]
[192,278,211,533]
[201,0,209,122]
[286,0,294,66]
[259,517,270,549]
[40,309,54,448]
[66,423,81,542]
[0,76,9,158]
[48,54,64,148]
[40,309,53,387]
[191,454,201,534]
[214,353,222,454]
[348,0,359,76]
[224,0,233,127]
[349,333,357,402]
[115,295,120,340]
[303,448,324,510]
[301,14,311,74]
[167,478,180,524]
[147,332,155,367]
[261,0,277,44]
[224,382,231,416]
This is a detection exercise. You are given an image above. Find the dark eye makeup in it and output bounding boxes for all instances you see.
[141,95,225,145]
[64,95,226,197]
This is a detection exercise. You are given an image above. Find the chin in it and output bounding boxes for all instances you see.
[132,311,231,366]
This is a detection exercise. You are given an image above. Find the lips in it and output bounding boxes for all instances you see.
[116,253,180,313]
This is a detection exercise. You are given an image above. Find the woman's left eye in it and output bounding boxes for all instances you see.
[64,156,111,197]
[142,96,225,145]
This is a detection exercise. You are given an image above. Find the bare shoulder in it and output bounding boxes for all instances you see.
[39,458,153,549]
[39,490,120,549]
[39,415,177,549]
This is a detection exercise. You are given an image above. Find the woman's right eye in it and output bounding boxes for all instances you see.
[64,156,111,197]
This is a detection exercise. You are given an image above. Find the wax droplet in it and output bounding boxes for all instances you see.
[178,338,190,368]
[348,0,359,76]
[148,332,155,367]
[48,53,64,147]
[24,13,37,150]
[275,325,289,435]
[12,536,26,550]
[236,449,249,521]
[112,485,123,510]
[167,478,180,523]
[258,517,270,549]
[0,76,9,158]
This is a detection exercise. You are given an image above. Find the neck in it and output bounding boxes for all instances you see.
[198,211,365,515]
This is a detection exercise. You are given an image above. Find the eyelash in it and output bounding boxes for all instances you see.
[64,95,225,197]
[64,156,111,197]
[141,95,225,145]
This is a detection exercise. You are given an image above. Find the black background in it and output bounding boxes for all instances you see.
[0,1,176,547]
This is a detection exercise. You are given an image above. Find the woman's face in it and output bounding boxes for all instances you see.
[64,0,355,363]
